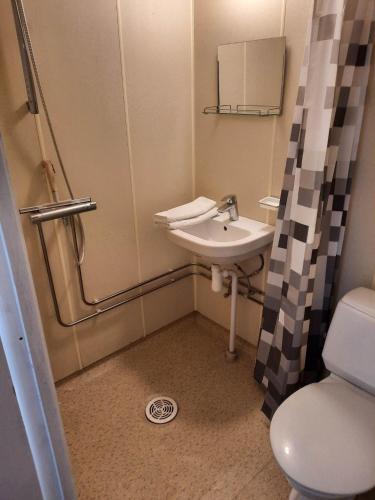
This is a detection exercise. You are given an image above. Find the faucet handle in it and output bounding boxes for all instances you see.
[221,194,237,205]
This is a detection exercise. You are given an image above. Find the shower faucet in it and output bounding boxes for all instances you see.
[218,194,239,221]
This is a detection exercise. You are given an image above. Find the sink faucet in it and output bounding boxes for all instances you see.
[218,194,239,221]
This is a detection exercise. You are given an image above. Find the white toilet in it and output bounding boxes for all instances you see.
[270,287,375,500]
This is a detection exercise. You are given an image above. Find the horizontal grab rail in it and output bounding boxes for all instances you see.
[36,218,205,327]
[36,219,264,327]
[30,201,97,223]
[19,196,92,214]
[70,215,264,306]
[70,214,192,305]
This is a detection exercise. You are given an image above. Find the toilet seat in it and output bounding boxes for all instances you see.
[270,375,375,497]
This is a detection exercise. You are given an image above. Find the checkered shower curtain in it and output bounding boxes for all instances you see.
[254,0,375,419]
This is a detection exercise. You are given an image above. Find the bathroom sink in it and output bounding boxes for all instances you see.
[167,214,274,264]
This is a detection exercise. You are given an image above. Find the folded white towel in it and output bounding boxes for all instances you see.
[156,207,218,229]
[153,197,216,224]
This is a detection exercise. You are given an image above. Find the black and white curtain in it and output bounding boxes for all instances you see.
[254,0,375,419]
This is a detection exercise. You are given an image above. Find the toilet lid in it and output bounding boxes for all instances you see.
[270,376,375,496]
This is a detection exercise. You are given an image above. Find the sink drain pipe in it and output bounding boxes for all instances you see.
[210,266,240,361]
[211,264,223,292]
[223,270,238,361]
[209,261,264,360]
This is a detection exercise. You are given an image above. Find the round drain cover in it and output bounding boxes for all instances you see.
[145,397,178,424]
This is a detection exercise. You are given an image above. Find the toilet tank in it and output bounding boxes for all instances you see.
[323,287,375,395]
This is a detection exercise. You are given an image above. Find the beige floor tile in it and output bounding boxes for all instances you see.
[235,459,290,500]
[57,313,375,500]
[58,313,276,499]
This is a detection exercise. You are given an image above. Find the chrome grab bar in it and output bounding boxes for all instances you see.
[19,197,97,223]
[70,215,193,306]
[35,220,265,328]
[36,220,198,327]
[19,197,92,214]
[30,201,96,223]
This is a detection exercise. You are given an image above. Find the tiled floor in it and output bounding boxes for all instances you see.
[57,314,375,500]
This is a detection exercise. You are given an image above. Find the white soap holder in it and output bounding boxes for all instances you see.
[259,196,280,211]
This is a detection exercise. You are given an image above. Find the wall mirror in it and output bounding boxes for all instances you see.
[204,36,286,116]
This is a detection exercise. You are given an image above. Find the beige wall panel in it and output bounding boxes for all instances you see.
[336,58,375,299]
[23,0,141,297]
[19,0,149,374]
[6,0,366,375]
[1,0,196,378]
[120,0,194,278]
[195,0,283,223]
[119,0,195,329]
[196,277,263,346]
[196,278,231,331]
[142,279,195,335]
[271,0,313,197]
[195,117,273,224]
[194,0,311,345]
[0,1,81,380]
[76,300,144,367]
[236,295,263,346]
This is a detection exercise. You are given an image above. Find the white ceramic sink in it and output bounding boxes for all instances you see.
[167,214,274,264]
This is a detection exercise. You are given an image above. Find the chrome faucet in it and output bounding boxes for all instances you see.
[218,194,239,221]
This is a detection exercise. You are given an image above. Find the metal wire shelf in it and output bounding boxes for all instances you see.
[203,104,281,116]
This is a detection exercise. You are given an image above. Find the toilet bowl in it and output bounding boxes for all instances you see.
[270,288,375,500]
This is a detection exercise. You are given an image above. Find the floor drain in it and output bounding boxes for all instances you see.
[145,397,178,424]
